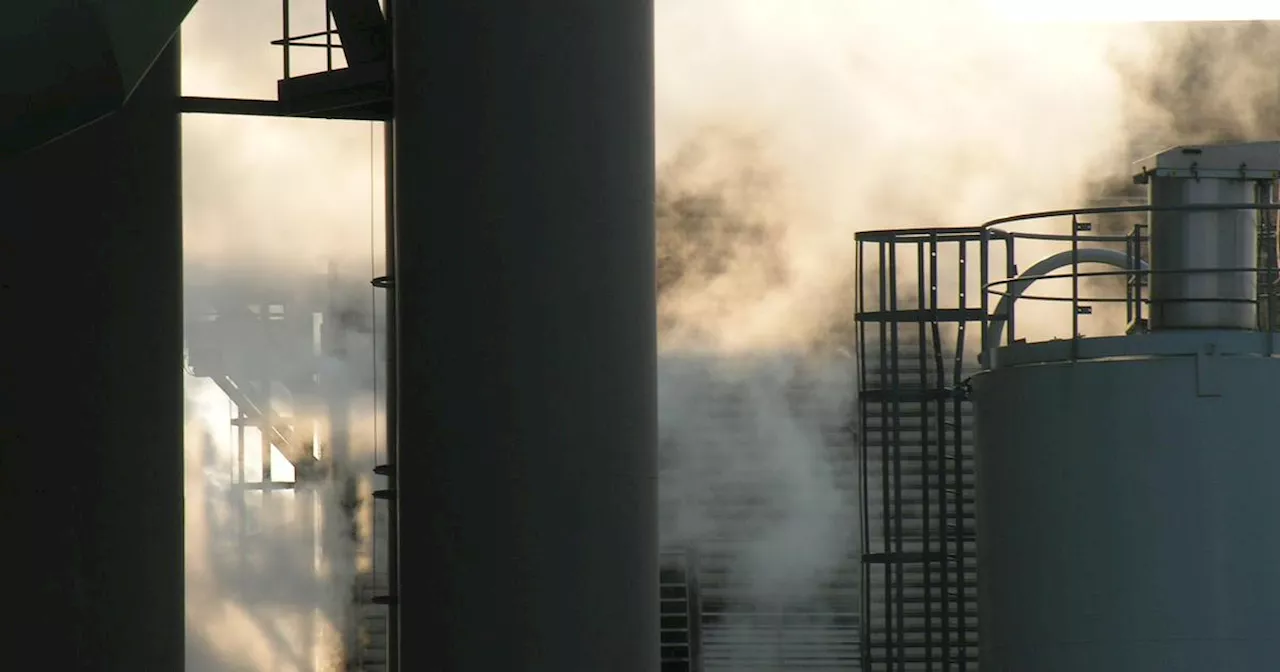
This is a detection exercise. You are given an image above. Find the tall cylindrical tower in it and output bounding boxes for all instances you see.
[390,1,658,670]
[971,141,1280,671]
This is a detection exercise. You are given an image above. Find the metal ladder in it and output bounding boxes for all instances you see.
[661,549,702,671]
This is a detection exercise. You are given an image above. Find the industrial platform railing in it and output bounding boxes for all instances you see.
[977,202,1280,357]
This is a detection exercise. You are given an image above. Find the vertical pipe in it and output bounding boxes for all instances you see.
[875,243,891,668]
[888,245,904,671]
[1004,234,1017,344]
[979,229,989,350]
[282,0,292,78]
[390,1,657,669]
[917,240,932,671]
[379,0,399,654]
[929,239,949,670]
[687,547,704,672]
[325,0,333,72]
[856,240,872,672]
[1126,230,1135,326]
[0,39,183,670]
[381,112,399,672]
[953,241,969,671]
[1071,215,1081,355]
[1256,181,1276,331]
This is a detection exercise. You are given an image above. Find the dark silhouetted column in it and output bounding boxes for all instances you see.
[0,40,184,671]
[390,1,658,669]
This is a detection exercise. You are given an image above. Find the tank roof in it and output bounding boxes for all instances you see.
[1133,141,1280,180]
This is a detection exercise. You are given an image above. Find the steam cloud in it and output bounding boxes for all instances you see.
[652,5,1280,668]
[179,0,1280,668]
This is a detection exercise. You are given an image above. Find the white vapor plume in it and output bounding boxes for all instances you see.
[180,1,387,670]
[651,2,1280,667]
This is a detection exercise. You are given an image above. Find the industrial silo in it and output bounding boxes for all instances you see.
[857,141,1280,671]
[977,141,1280,671]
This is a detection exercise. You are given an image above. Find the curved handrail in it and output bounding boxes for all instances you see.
[981,248,1148,359]
[981,202,1280,229]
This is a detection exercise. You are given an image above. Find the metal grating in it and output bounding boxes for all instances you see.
[658,355,860,671]
[855,228,1002,671]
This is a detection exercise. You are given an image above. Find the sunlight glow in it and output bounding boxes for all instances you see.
[981,0,1280,22]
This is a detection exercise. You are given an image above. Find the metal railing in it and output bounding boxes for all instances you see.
[977,202,1280,359]
[274,0,344,79]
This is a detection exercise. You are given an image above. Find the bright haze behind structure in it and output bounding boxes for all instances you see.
[179,0,1280,669]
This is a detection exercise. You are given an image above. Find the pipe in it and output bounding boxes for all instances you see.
[381,91,400,672]
[1257,181,1278,331]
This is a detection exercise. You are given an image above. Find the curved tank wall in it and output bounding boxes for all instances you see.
[971,332,1280,672]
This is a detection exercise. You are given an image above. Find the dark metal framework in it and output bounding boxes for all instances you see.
[855,228,997,671]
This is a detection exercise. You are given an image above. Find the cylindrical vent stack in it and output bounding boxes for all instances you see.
[1146,176,1256,329]
[1135,142,1280,330]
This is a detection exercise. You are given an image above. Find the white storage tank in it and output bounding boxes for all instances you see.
[972,332,1280,671]
[971,141,1280,671]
